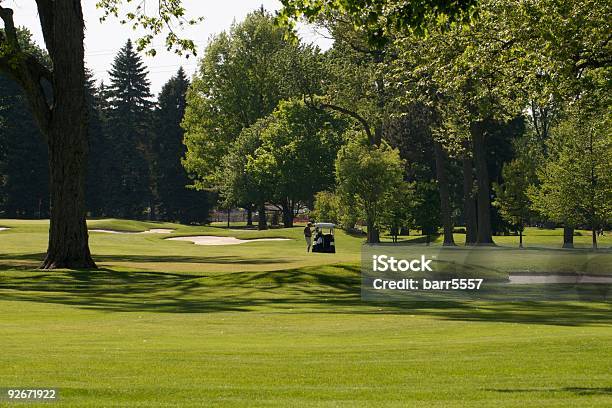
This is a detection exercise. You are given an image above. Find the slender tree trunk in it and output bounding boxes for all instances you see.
[41,1,95,269]
[563,226,574,248]
[519,228,523,248]
[434,142,456,246]
[462,156,478,245]
[471,124,495,245]
[227,207,231,229]
[366,217,380,243]
[246,206,253,226]
[257,203,267,230]
[592,224,597,250]
[282,205,294,228]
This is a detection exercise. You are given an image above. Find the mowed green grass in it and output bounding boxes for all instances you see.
[0,219,611,407]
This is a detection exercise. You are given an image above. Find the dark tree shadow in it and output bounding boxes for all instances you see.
[487,387,612,396]
[0,259,610,327]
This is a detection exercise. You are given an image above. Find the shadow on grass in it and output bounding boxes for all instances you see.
[0,252,291,268]
[487,387,612,396]
[0,260,610,326]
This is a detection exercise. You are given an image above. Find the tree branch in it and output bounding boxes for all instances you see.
[35,0,55,57]
[306,98,374,143]
[0,4,52,136]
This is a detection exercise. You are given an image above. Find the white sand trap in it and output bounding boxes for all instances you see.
[509,273,612,284]
[142,229,175,234]
[0,227,9,231]
[89,228,174,234]
[167,236,290,246]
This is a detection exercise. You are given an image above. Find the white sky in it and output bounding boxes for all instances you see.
[5,1,332,95]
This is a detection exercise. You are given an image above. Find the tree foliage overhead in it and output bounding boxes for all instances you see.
[95,0,203,56]
[278,0,477,45]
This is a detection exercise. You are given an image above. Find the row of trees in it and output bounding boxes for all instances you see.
[0,0,609,268]
[182,2,610,248]
[0,35,211,224]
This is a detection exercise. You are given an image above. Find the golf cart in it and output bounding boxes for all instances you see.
[312,223,336,253]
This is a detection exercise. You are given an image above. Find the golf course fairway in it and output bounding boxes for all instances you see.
[1,219,611,407]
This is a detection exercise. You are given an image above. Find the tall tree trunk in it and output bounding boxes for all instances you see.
[282,203,294,228]
[367,218,380,244]
[519,228,523,248]
[41,1,95,269]
[592,224,598,250]
[149,200,156,221]
[462,155,478,245]
[246,206,253,226]
[0,1,96,269]
[434,142,455,246]
[471,124,495,245]
[257,203,267,230]
[563,226,574,248]
[227,207,231,229]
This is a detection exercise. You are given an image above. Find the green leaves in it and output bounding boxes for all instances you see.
[95,0,204,56]
[278,0,477,46]
[182,11,323,191]
[528,106,611,229]
[335,137,404,227]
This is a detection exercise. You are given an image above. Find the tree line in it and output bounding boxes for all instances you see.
[0,34,211,224]
[182,4,610,248]
[0,0,609,269]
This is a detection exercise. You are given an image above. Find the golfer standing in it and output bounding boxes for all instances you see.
[304,222,313,252]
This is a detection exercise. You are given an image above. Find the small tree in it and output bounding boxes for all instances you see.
[493,158,534,248]
[311,191,340,225]
[247,100,345,227]
[528,109,611,249]
[380,182,416,243]
[335,137,404,243]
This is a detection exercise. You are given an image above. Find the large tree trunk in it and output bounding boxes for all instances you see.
[462,156,478,245]
[0,2,96,269]
[41,1,95,269]
[434,142,456,246]
[257,203,268,230]
[471,124,495,245]
[592,224,598,250]
[563,226,574,248]
[366,216,380,243]
[282,204,294,228]
[42,124,95,269]
[367,224,380,243]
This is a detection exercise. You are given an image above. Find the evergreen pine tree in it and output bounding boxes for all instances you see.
[85,71,110,217]
[152,68,211,223]
[105,39,154,218]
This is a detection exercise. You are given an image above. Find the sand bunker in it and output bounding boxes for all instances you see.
[509,273,612,284]
[167,236,290,246]
[89,228,174,234]
[0,227,9,231]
